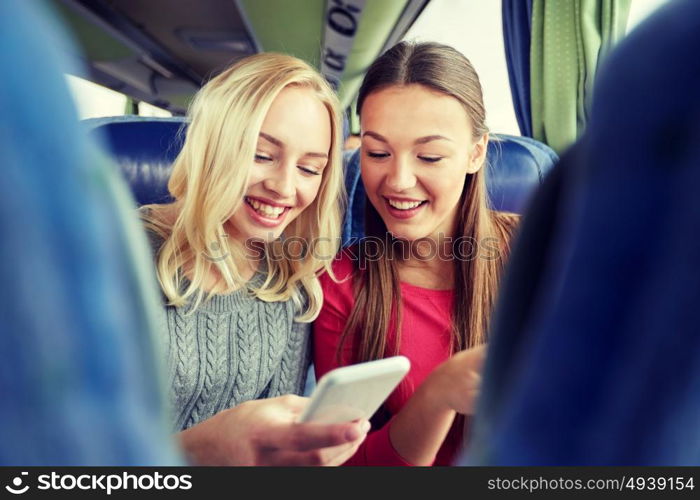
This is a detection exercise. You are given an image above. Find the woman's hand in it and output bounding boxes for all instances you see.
[178,394,369,466]
[421,344,487,415]
[388,344,487,465]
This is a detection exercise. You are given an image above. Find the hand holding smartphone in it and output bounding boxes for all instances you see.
[299,356,410,424]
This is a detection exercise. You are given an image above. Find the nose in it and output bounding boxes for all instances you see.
[384,156,416,192]
[262,161,296,199]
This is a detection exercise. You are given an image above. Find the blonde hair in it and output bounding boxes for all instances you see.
[143,53,343,321]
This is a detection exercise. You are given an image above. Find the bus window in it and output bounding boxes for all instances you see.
[627,0,669,32]
[66,74,172,119]
[66,74,126,119]
[401,1,519,136]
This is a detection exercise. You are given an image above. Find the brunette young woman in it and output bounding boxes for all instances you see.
[314,42,518,466]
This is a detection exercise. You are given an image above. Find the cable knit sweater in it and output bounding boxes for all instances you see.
[145,230,311,431]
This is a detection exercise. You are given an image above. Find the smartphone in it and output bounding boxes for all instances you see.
[298,356,411,424]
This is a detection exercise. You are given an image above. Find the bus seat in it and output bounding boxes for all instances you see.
[466,0,700,465]
[85,113,351,209]
[1,0,180,464]
[486,135,558,213]
[84,116,184,206]
[86,117,557,245]
[342,134,557,244]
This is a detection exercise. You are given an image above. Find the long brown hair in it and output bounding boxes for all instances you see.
[339,42,518,362]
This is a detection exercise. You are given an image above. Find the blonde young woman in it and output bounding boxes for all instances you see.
[314,42,519,466]
[141,53,368,466]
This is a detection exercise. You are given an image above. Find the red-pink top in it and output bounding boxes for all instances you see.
[314,248,462,466]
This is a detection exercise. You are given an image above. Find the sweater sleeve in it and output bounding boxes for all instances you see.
[313,252,415,466]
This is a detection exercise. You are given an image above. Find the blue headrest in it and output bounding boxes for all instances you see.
[342,134,557,243]
[84,116,185,206]
[86,117,557,242]
[486,134,558,213]
[85,114,353,208]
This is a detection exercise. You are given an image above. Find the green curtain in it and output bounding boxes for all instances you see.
[530,0,630,154]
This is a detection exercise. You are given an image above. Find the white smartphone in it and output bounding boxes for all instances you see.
[299,356,411,424]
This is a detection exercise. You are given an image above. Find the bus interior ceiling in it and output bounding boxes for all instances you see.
[50,0,431,116]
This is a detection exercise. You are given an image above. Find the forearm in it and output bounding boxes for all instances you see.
[177,410,231,465]
[388,384,456,466]
[176,404,279,466]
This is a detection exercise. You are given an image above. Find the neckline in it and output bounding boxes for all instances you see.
[179,268,267,313]
[399,280,454,297]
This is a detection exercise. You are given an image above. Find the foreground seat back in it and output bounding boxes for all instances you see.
[1,0,181,464]
[467,0,700,465]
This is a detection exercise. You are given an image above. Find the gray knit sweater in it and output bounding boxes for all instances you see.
[145,230,311,431]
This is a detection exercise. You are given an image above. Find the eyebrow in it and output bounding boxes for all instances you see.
[259,132,328,159]
[362,130,452,145]
[259,132,283,147]
[415,135,452,145]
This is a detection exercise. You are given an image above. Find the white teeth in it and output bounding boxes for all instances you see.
[247,198,285,218]
[388,199,423,210]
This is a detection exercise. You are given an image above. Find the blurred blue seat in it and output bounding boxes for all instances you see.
[467,0,700,465]
[0,0,181,464]
[86,116,557,245]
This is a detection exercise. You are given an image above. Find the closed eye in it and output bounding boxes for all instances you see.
[366,151,390,159]
[298,166,321,176]
[255,153,273,163]
[418,155,443,163]
[418,156,444,163]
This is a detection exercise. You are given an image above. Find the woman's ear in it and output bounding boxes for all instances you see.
[467,133,488,174]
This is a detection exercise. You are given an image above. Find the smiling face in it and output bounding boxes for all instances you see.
[360,84,487,242]
[226,85,331,242]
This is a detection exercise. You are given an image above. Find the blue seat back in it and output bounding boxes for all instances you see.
[84,116,185,206]
[1,0,180,464]
[486,134,558,213]
[342,134,557,243]
[87,117,557,244]
[467,0,700,465]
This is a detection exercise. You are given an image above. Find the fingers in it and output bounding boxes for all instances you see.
[454,344,487,373]
[263,450,326,466]
[318,439,364,466]
[261,432,366,466]
[271,394,309,414]
[474,345,486,372]
[457,388,482,416]
[259,419,370,452]
[293,420,370,451]
[470,344,488,371]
